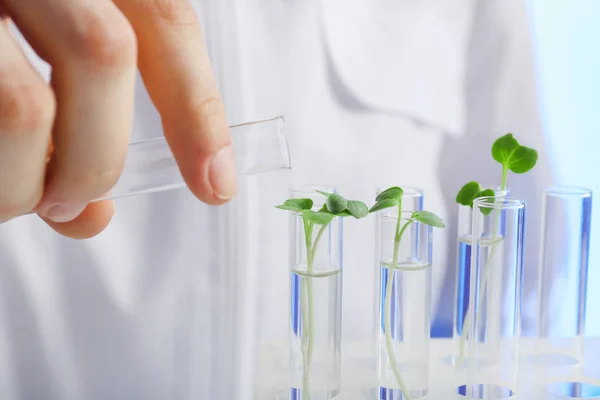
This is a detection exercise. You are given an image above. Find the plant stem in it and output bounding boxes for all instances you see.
[312,224,328,264]
[383,203,412,400]
[307,224,327,367]
[456,226,500,366]
[300,221,328,400]
[501,167,508,191]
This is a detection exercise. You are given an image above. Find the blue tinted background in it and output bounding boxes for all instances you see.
[431,0,599,337]
[526,0,599,336]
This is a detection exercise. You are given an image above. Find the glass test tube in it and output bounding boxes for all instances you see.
[459,197,526,399]
[96,116,289,201]
[519,187,595,399]
[452,187,510,368]
[375,211,433,400]
[537,186,592,363]
[289,186,343,400]
[367,188,423,398]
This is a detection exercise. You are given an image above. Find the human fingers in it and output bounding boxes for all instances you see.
[3,0,137,237]
[114,0,237,204]
[41,200,114,240]
[0,19,54,223]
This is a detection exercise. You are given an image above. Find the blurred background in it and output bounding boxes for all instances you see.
[0,0,598,398]
[481,0,599,335]
[525,0,599,335]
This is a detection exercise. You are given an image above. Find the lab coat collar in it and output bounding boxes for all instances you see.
[318,0,475,136]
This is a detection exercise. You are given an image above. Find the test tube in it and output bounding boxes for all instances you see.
[452,187,510,368]
[289,186,344,400]
[359,187,425,398]
[459,196,526,399]
[536,186,592,361]
[520,186,594,398]
[95,116,289,201]
[375,210,433,400]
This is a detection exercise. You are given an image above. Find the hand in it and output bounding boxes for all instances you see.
[0,0,238,239]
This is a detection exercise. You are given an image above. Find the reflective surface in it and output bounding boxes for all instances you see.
[536,186,592,364]
[465,197,526,392]
[97,116,289,201]
[457,384,514,399]
[545,381,600,399]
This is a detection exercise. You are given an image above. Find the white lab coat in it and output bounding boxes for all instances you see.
[0,1,552,398]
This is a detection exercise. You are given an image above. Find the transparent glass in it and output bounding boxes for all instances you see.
[460,197,526,399]
[451,187,510,368]
[536,186,592,362]
[373,211,433,400]
[97,116,288,201]
[289,186,343,400]
[253,185,344,400]
[330,188,426,398]
[544,381,600,399]
[520,186,593,398]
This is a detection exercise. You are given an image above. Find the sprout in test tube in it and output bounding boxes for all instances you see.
[369,186,446,400]
[276,191,368,400]
[454,133,538,365]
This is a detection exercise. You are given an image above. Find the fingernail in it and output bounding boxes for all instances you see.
[209,145,238,200]
[43,203,87,223]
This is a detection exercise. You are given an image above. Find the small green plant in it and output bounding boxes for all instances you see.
[455,133,538,365]
[456,133,538,213]
[369,186,445,400]
[276,190,368,400]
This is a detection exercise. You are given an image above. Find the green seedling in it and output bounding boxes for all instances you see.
[276,191,368,400]
[369,186,445,400]
[456,133,538,214]
[455,133,538,365]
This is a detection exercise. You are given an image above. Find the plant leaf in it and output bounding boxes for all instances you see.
[492,133,520,165]
[369,198,398,213]
[375,186,404,202]
[275,198,313,212]
[456,181,482,207]
[334,210,354,217]
[411,210,446,228]
[326,193,348,214]
[492,133,538,174]
[319,202,360,217]
[508,146,538,173]
[319,204,352,216]
[302,210,334,225]
[475,188,496,216]
[476,189,495,199]
[347,200,369,219]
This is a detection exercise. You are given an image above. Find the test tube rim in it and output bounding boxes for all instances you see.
[290,184,338,197]
[473,196,526,210]
[544,185,592,198]
[381,210,414,221]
